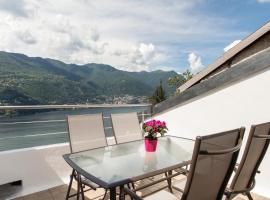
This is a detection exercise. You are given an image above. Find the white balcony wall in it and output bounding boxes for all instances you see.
[155,68,270,197]
[0,137,116,199]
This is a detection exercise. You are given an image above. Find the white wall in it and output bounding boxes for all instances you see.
[155,68,270,197]
[0,144,70,199]
[0,137,116,199]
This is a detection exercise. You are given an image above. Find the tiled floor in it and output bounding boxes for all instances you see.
[13,176,269,200]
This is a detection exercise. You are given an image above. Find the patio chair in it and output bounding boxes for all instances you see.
[225,122,270,200]
[124,127,245,200]
[111,112,143,144]
[66,113,108,200]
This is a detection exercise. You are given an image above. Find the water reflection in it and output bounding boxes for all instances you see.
[143,152,158,172]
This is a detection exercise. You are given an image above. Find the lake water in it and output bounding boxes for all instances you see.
[0,106,150,151]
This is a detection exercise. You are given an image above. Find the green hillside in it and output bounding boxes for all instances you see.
[0,51,180,105]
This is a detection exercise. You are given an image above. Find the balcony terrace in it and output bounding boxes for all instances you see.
[11,176,270,200]
[1,45,270,200]
[0,103,269,200]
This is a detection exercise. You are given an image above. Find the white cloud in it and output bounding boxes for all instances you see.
[130,43,155,65]
[224,40,241,52]
[110,43,165,71]
[188,52,204,73]
[257,0,270,3]
[0,0,37,17]
[16,30,37,44]
[0,0,246,72]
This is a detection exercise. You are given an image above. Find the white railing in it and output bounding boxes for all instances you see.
[0,104,152,151]
[0,103,151,110]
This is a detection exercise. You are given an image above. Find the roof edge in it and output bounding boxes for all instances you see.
[153,47,270,116]
[178,20,270,92]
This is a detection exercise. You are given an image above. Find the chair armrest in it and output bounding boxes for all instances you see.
[225,188,247,195]
[124,187,143,200]
[233,163,260,174]
[225,179,256,195]
[200,140,242,155]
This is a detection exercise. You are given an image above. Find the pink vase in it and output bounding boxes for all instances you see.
[144,138,158,152]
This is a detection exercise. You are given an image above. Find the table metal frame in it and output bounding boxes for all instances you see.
[63,135,194,200]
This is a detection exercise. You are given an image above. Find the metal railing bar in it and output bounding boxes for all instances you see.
[104,127,112,129]
[0,127,114,140]
[0,120,66,125]
[141,113,151,116]
[0,131,68,140]
[102,113,151,119]
[0,104,152,110]
[0,113,152,125]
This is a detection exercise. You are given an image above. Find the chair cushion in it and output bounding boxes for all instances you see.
[144,190,178,200]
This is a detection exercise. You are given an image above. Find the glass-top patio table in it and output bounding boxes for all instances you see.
[63,136,194,200]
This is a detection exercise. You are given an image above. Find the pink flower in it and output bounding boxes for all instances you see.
[143,119,168,139]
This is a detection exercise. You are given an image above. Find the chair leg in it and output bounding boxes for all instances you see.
[127,183,135,200]
[166,171,173,193]
[131,182,135,190]
[120,186,125,200]
[77,175,80,200]
[78,176,85,200]
[66,169,75,200]
[246,192,254,200]
[223,194,230,200]
[102,189,108,200]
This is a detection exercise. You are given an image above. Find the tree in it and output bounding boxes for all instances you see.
[167,69,194,94]
[167,75,184,89]
[150,81,166,105]
[182,69,193,81]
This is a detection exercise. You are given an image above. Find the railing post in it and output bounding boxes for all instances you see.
[142,111,145,123]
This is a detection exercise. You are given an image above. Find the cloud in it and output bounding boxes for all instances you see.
[109,42,168,71]
[0,0,37,17]
[130,43,155,65]
[188,52,204,73]
[16,30,37,44]
[0,0,247,72]
[110,43,158,71]
[257,0,270,3]
[224,40,241,52]
[90,28,100,42]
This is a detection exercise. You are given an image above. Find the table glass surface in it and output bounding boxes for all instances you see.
[66,136,194,187]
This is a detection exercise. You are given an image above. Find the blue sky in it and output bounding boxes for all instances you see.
[0,0,269,73]
[184,0,270,69]
[157,0,270,73]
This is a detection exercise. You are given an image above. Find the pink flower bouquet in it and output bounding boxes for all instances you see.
[142,119,168,140]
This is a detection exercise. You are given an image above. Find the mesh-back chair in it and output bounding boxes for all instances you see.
[66,114,108,200]
[123,128,245,200]
[225,122,270,200]
[67,114,107,152]
[111,112,143,144]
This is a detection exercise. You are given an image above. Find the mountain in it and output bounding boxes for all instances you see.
[0,51,180,105]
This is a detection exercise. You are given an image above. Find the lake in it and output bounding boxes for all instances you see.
[0,106,150,151]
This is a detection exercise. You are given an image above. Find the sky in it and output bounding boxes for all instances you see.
[0,0,269,73]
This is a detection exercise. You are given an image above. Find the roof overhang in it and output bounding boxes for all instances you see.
[178,20,270,92]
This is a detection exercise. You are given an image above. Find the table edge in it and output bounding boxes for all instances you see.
[62,135,194,188]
